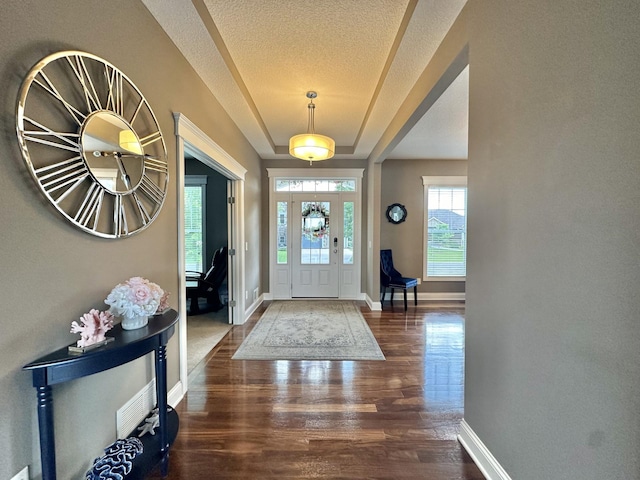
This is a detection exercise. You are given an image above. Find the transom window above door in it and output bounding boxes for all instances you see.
[275,179,356,192]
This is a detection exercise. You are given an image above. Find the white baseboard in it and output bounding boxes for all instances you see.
[243,294,264,322]
[264,292,462,306]
[365,293,382,311]
[380,292,465,302]
[168,380,185,407]
[458,419,512,480]
[419,292,465,301]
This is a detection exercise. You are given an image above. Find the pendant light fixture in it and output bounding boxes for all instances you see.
[289,91,335,164]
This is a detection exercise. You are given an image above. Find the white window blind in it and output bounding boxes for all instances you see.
[422,177,467,279]
[185,176,207,273]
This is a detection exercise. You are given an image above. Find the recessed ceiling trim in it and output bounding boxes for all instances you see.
[271,0,418,156]
[368,1,470,165]
[194,0,416,158]
[191,0,277,153]
[351,0,418,152]
[145,0,468,161]
[370,44,469,164]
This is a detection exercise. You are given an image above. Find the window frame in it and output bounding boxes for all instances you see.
[422,176,468,281]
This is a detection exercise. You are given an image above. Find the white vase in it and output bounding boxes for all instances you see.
[121,314,148,330]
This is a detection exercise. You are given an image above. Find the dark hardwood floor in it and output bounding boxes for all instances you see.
[151,302,484,479]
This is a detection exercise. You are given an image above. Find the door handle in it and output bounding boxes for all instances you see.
[333,237,338,247]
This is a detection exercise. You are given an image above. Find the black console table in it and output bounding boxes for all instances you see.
[24,309,179,480]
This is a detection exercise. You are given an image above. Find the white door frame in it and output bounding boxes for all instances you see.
[173,113,246,399]
[267,168,363,300]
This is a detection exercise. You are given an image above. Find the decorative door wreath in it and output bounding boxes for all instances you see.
[302,203,329,240]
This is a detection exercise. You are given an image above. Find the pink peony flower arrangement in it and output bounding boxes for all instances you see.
[71,309,114,347]
[105,277,168,318]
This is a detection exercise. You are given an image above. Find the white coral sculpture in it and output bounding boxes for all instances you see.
[137,407,173,437]
[70,309,114,347]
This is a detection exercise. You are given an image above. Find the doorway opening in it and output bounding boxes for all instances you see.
[174,113,247,397]
[183,160,232,375]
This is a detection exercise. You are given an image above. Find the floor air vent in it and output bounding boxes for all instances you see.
[116,379,156,438]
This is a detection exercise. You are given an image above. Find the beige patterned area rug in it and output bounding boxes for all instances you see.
[232,301,385,360]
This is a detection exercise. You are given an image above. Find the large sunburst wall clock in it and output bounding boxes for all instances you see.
[16,51,168,238]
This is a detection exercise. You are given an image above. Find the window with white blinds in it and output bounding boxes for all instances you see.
[185,176,207,273]
[422,176,467,280]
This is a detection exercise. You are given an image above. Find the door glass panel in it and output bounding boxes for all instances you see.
[277,201,287,264]
[343,201,354,264]
[300,201,330,265]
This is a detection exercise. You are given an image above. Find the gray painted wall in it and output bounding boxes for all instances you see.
[381,159,467,294]
[464,1,640,479]
[0,1,261,478]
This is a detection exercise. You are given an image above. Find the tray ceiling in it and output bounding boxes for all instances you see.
[142,0,468,161]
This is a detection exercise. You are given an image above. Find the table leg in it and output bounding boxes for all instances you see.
[155,344,169,477]
[37,385,56,480]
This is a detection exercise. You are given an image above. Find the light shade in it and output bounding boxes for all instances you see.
[119,129,143,155]
[289,133,335,161]
[289,91,335,163]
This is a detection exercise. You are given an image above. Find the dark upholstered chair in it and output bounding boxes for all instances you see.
[380,249,418,311]
[186,246,228,315]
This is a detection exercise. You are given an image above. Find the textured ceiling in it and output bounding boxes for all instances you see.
[142,0,468,161]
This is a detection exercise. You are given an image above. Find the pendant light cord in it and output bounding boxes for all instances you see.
[307,99,316,135]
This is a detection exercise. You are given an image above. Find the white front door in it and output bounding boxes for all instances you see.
[291,195,340,297]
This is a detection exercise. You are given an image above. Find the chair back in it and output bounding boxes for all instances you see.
[204,246,228,284]
[380,249,401,286]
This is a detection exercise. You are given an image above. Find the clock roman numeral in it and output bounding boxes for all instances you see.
[114,195,128,236]
[33,71,86,126]
[131,191,152,225]
[129,98,145,126]
[105,66,124,116]
[138,174,165,206]
[22,116,80,153]
[139,131,163,148]
[34,156,89,203]
[66,55,102,112]
[74,182,105,230]
[143,157,168,174]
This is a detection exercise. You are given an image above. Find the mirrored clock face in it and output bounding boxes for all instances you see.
[16,51,168,238]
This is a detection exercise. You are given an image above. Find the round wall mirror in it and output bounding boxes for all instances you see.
[81,111,144,194]
[385,203,407,224]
